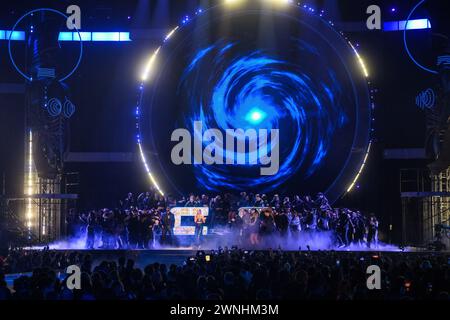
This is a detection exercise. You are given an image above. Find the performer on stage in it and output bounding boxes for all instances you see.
[367,215,379,248]
[162,208,175,245]
[259,209,276,247]
[100,210,116,249]
[194,209,207,246]
[254,194,265,208]
[248,209,260,246]
[289,211,301,237]
[275,209,289,237]
[85,211,96,250]
[209,195,224,227]
[137,192,152,210]
[74,191,380,250]
[141,211,154,249]
[315,193,332,211]
[185,195,199,207]
[228,210,242,231]
[336,209,354,248]
[122,193,135,210]
[126,209,141,249]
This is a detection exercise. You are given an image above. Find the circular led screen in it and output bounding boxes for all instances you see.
[137,3,372,203]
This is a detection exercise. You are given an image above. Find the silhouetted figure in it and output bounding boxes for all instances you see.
[162,208,175,245]
[367,215,379,248]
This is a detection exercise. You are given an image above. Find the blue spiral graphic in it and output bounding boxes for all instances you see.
[178,41,347,192]
[139,6,372,200]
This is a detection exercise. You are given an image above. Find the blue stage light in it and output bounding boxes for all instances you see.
[383,21,399,31]
[58,32,73,41]
[245,108,267,125]
[73,32,92,41]
[400,19,430,30]
[383,19,431,31]
[2,30,131,42]
[5,30,25,40]
[119,32,131,41]
[92,32,120,41]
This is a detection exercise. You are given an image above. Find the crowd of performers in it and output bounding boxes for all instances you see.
[67,191,379,250]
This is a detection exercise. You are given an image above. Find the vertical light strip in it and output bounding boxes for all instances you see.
[25,130,36,234]
[347,41,372,193]
[347,142,372,193]
[349,42,369,78]
[141,46,161,81]
[383,19,432,32]
[138,142,164,196]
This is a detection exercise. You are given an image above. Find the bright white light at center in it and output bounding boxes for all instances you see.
[246,108,267,125]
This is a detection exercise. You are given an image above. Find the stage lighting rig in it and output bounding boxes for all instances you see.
[6,8,82,241]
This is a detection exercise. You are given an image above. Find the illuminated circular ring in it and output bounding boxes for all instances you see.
[135,2,374,199]
[403,0,438,74]
[8,8,84,82]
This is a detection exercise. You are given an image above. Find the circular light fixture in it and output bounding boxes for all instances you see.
[403,0,437,75]
[8,8,84,82]
[135,2,374,202]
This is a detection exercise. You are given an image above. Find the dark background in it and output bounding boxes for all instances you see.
[0,0,448,244]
